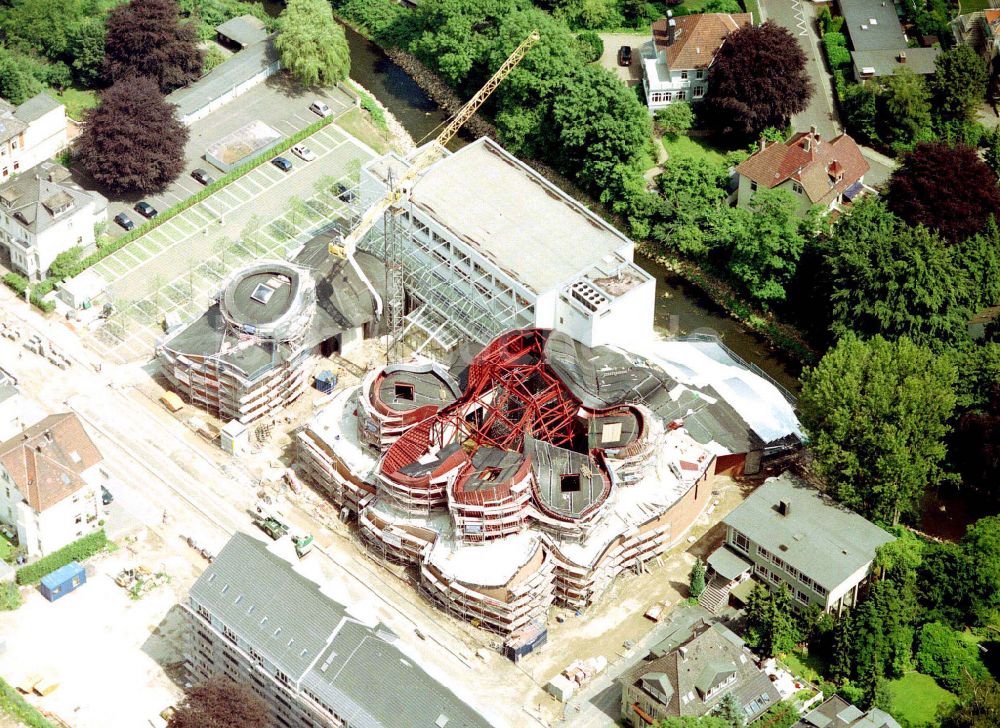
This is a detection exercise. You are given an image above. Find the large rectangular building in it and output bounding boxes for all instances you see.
[184,532,494,728]
[358,137,655,353]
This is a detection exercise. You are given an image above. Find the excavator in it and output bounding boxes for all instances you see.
[328,30,541,318]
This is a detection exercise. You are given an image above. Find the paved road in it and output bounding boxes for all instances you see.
[762,0,840,139]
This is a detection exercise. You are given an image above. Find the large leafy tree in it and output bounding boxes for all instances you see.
[703,21,812,139]
[799,334,957,525]
[824,198,972,349]
[168,678,269,728]
[744,583,801,657]
[0,50,43,106]
[941,677,1000,728]
[962,516,1000,627]
[653,155,729,256]
[887,142,1000,245]
[917,541,971,627]
[930,45,989,123]
[68,17,107,86]
[76,77,189,194]
[275,0,350,87]
[877,67,933,149]
[104,0,203,93]
[916,622,989,692]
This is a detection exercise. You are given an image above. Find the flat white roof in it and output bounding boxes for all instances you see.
[408,138,634,294]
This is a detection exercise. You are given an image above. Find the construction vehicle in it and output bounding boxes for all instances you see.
[115,566,152,589]
[294,534,314,558]
[254,515,289,540]
[328,30,540,357]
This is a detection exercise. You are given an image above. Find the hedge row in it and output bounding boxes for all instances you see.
[3,272,27,296]
[822,32,851,75]
[0,677,57,728]
[26,113,337,312]
[16,529,108,585]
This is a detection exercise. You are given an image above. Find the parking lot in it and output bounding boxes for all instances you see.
[85,120,375,363]
[98,79,356,237]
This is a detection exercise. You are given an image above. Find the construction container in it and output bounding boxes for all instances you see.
[220,420,249,455]
[39,561,86,602]
[504,620,548,662]
[314,370,337,393]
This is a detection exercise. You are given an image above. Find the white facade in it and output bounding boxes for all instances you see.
[642,53,708,112]
[0,94,68,182]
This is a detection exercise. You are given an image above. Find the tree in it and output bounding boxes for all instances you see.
[68,17,106,86]
[656,717,729,728]
[824,198,972,349]
[654,155,728,256]
[887,142,1000,246]
[275,0,350,87]
[76,77,189,194]
[930,45,989,124]
[104,0,202,93]
[916,622,989,693]
[715,693,745,728]
[799,334,957,525]
[985,127,1000,177]
[940,677,1000,728]
[918,541,972,628]
[655,101,694,137]
[704,0,743,12]
[744,583,801,657]
[703,21,812,139]
[841,82,879,145]
[962,516,1000,627]
[689,558,706,598]
[48,247,84,281]
[877,67,933,149]
[0,51,43,106]
[576,30,603,62]
[167,677,269,728]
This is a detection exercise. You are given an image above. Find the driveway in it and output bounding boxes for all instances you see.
[598,33,651,86]
[761,0,840,139]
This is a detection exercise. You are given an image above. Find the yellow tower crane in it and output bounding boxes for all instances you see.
[328,30,541,331]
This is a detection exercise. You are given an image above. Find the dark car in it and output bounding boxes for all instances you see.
[191,168,214,185]
[618,45,632,66]
[271,156,293,172]
[113,212,135,231]
[134,201,158,218]
[333,182,355,203]
[101,485,113,505]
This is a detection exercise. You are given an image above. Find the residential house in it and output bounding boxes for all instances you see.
[702,473,894,615]
[734,128,870,217]
[641,12,752,113]
[0,413,107,558]
[184,532,495,728]
[951,10,1000,65]
[0,93,69,181]
[619,619,781,727]
[838,0,940,79]
[0,161,107,281]
[795,695,901,728]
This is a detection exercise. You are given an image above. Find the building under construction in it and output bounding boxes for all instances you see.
[157,239,385,423]
[297,328,803,638]
[356,137,656,357]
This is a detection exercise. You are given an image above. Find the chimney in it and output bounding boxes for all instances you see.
[802,135,810,152]
[667,18,677,46]
[898,51,907,63]
[679,646,688,660]
[778,500,791,516]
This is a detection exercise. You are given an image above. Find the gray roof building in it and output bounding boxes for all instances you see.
[838,0,940,76]
[215,14,269,49]
[722,473,894,593]
[12,93,62,124]
[0,162,107,236]
[189,533,494,728]
[851,48,940,76]
[796,696,901,728]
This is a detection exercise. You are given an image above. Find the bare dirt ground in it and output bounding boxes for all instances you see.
[0,527,201,728]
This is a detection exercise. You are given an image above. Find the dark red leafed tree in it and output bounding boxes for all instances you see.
[887,142,1000,245]
[103,0,202,93]
[704,21,812,138]
[167,677,270,728]
[76,77,188,194]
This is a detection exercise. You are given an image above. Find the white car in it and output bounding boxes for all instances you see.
[291,144,317,162]
[309,100,332,117]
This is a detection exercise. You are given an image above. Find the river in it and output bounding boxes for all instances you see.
[262,5,802,390]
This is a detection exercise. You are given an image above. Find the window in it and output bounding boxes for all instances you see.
[601,422,623,443]
[393,383,414,401]
[680,70,688,80]
[792,182,804,194]
[732,530,750,553]
[693,86,704,99]
[74,515,82,524]
[560,474,581,493]
[696,70,704,79]
[12,162,18,171]
[796,590,809,604]
[222,625,238,644]
[750,181,758,192]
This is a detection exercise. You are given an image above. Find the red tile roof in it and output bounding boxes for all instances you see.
[735,130,870,206]
[0,413,102,512]
[652,13,752,70]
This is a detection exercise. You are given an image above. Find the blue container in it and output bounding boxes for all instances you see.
[39,561,86,602]
[314,370,337,394]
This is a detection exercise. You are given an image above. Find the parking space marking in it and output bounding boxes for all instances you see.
[235,177,264,195]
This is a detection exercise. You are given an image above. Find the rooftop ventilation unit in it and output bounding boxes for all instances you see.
[250,283,275,304]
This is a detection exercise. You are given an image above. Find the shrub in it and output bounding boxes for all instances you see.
[202,45,226,74]
[16,530,108,585]
[576,31,604,63]
[48,246,83,282]
[3,273,28,297]
[916,622,989,693]
[0,582,21,611]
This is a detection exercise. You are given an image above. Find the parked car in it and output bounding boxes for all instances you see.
[113,212,135,231]
[134,201,158,218]
[191,168,214,185]
[618,45,632,66]
[291,144,317,162]
[333,182,355,203]
[309,100,332,117]
[101,485,113,505]
[271,156,293,172]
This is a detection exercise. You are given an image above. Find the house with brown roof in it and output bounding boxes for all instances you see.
[734,127,871,217]
[0,413,106,557]
[641,11,752,112]
[619,620,780,727]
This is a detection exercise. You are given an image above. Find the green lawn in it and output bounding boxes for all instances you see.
[779,650,826,684]
[51,87,98,121]
[959,0,992,12]
[660,133,728,165]
[336,107,389,155]
[886,672,959,726]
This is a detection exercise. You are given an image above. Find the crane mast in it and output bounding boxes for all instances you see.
[329,30,541,346]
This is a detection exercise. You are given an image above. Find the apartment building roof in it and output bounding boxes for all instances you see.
[839,0,909,51]
[190,533,494,728]
[652,13,752,69]
[851,47,940,76]
[0,161,106,235]
[723,473,894,591]
[736,130,869,206]
[0,412,102,512]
